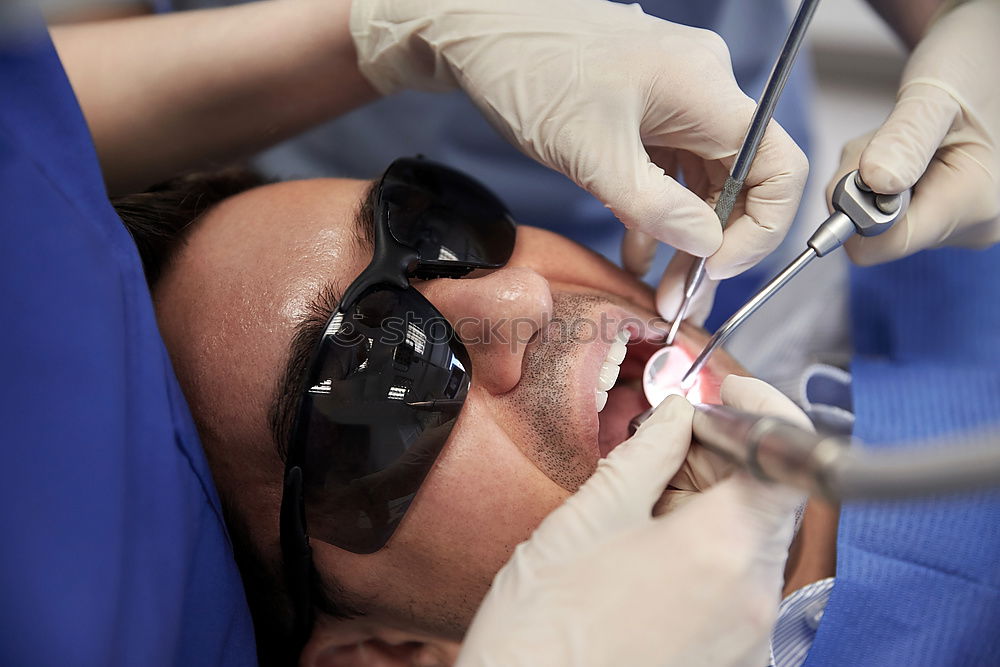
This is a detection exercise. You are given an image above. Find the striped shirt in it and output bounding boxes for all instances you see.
[768,577,836,666]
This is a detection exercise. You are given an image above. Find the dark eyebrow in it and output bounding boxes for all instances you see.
[354,177,378,250]
[268,179,379,461]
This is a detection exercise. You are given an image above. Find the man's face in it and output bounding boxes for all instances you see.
[153,177,743,650]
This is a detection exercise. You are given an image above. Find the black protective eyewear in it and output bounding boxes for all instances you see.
[279,157,516,643]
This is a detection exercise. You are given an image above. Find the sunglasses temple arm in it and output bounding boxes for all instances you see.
[404,399,465,413]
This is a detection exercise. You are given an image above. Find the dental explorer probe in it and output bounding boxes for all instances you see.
[677,170,911,389]
[664,0,822,347]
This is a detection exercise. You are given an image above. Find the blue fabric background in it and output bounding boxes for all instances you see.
[804,247,1000,665]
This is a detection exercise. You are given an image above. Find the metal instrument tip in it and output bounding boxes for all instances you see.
[663,307,684,346]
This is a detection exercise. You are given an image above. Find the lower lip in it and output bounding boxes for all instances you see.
[642,345,703,406]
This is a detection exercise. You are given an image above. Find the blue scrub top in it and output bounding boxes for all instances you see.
[0,20,256,667]
[159,0,813,327]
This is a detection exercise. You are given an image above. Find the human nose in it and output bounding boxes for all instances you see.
[417,267,553,395]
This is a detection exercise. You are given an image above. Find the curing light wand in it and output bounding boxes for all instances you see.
[678,171,910,389]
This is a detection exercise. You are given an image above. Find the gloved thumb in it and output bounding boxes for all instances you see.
[859,82,959,194]
[589,135,722,258]
[518,396,694,563]
[654,252,718,325]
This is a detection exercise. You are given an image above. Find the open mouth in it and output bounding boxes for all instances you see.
[596,338,662,457]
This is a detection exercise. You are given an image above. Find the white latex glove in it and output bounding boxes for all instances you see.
[658,374,813,514]
[457,388,807,667]
[351,0,808,285]
[827,0,1000,265]
[653,251,720,328]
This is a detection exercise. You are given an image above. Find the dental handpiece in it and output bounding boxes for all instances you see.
[633,402,1000,501]
[677,171,911,389]
[694,403,1000,501]
[664,0,822,347]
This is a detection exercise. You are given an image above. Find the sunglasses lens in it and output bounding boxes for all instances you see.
[381,158,516,269]
[297,287,470,553]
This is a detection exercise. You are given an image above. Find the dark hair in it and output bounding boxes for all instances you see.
[111,169,359,666]
[112,167,270,286]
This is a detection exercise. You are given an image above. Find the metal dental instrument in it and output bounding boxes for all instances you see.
[677,170,911,389]
[664,0,822,347]
[630,403,1000,501]
[692,404,1000,501]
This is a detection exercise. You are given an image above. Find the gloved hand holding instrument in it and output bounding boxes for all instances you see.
[458,378,810,667]
[828,0,1000,265]
[655,0,821,337]
[351,0,808,293]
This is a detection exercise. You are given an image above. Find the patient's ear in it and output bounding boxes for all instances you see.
[301,626,461,667]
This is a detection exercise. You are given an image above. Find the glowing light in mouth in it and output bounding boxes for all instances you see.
[641,345,703,407]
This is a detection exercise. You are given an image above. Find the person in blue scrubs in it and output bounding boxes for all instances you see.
[0,13,256,667]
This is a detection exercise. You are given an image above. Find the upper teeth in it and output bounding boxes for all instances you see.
[596,330,629,413]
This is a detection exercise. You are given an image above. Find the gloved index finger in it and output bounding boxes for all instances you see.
[846,150,992,265]
[705,117,809,280]
[610,146,723,258]
[576,111,722,257]
[517,396,694,564]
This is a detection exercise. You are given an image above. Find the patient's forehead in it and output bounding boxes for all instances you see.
[153,178,373,453]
